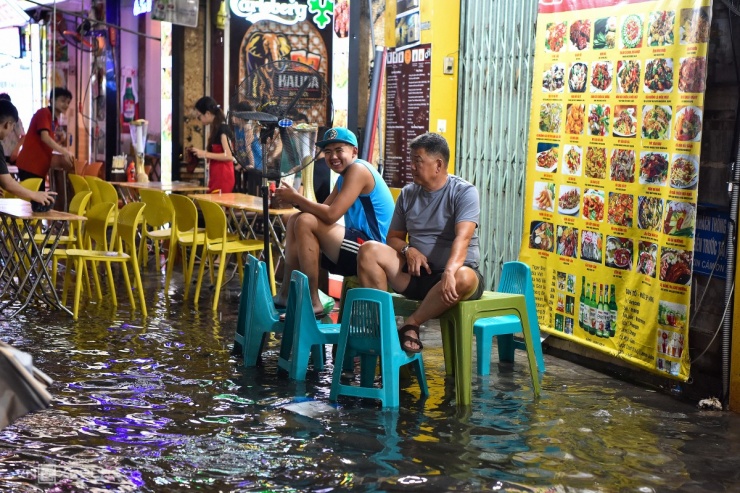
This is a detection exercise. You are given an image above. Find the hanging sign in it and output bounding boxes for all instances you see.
[519,0,712,381]
[230,0,336,28]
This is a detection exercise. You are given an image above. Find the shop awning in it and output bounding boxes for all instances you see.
[0,0,29,28]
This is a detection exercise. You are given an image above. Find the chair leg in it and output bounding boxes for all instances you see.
[121,260,135,308]
[360,354,377,388]
[211,253,227,310]
[132,257,147,317]
[164,239,177,293]
[474,327,493,376]
[105,262,118,306]
[412,358,429,396]
[73,258,85,320]
[194,250,208,303]
[497,334,516,364]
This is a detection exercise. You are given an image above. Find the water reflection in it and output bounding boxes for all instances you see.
[1,275,740,491]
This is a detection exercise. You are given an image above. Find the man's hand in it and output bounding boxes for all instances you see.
[404,247,431,277]
[63,149,75,168]
[33,190,57,206]
[274,180,300,204]
[439,271,459,304]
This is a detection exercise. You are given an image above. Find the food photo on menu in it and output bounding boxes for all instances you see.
[569,19,591,51]
[674,105,703,142]
[637,195,665,232]
[592,16,616,49]
[642,105,672,140]
[613,105,637,137]
[662,200,696,238]
[610,149,635,183]
[620,14,644,49]
[558,185,581,216]
[535,143,559,172]
[669,154,699,189]
[588,104,610,136]
[617,60,641,93]
[566,103,585,134]
[590,61,613,93]
[539,103,563,133]
[545,21,567,52]
[637,241,658,278]
[643,58,674,93]
[533,181,555,212]
[647,10,676,46]
[582,188,605,222]
[584,146,607,179]
[605,236,634,270]
[659,247,693,285]
[556,225,579,258]
[529,221,555,252]
[678,57,707,93]
[568,62,588,93]
[607,192,634,228]
[580,230,603,263]
[639,152,670,185]
[680,7,711,44]
[542,63,565,92]
[563,144,582,176]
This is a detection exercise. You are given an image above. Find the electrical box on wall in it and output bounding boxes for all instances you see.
[443,56,454,75]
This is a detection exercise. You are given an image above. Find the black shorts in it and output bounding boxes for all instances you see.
[401,266,484,302]
[320,228,370,277]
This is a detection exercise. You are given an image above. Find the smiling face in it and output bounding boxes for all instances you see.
[54,96,71,116]
[322,142,357,174]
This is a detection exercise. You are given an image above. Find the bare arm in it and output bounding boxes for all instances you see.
[40,130,74,167]
[438,220,477,303]
[192,133,234,161]
[274,162,371,224]
[0,174,56,204]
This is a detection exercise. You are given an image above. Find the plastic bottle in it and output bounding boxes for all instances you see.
[123,77,136,122]
[127,161,136,182]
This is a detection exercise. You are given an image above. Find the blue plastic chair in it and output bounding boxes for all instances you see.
[239,255,284,366]
[278,271,341,380]
[234,255,255,357]
[473,262,546,381]
[330,288,428,408]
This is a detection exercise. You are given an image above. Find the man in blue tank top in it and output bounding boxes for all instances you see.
[357,133,483,353]
[274,127,394,316]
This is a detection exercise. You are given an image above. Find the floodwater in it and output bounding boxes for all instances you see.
[2,272,740,492]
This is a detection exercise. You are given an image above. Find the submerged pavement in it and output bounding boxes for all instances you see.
[0,263,739,491]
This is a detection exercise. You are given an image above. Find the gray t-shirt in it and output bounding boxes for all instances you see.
[391,175,480,271]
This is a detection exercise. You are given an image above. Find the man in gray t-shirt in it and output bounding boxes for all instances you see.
[357,133,483,353]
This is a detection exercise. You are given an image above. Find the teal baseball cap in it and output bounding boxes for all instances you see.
[315,127,358,149]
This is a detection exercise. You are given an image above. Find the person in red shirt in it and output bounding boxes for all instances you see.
[190,96,235,193]
[15,87,75,191]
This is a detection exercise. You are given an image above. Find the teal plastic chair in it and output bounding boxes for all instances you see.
[278,271,341,380]
[330,288,428,408]
[473,262,546,379]
[233,255,255,357]
[239,255,284,366]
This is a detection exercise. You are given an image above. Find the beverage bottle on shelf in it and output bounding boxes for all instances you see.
[123,77,136,122]
[579,276,586,329]
[268,181,277,208]
[609,283,618,337]
[583,282,592,333]
[127,161,136,182]
[596,284,606,337]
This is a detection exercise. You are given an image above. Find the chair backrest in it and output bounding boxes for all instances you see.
[340,288,398,355]
[84,202,116,250]
[84,176,103,206]
[139,189,175,229]
[96,180,119,206]
[250,255,280,319]
[497,261,540,333]
[169,193,198,234]
[68,174,91,195]
[196,199,227,243]
[69,190,93,216]
[116,202,147,253]
[280,270,319,359]
[83,161,103,177]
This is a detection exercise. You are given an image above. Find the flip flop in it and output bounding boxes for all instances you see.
[398,324,423,353]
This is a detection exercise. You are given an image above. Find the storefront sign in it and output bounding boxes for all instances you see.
[693,209,727,279]
[519,0,712,381]
[230,0,308,25]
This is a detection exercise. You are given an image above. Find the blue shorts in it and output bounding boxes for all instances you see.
[320,228,370,277]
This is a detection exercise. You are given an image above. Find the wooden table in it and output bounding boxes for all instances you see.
[115,181,210,203]
[0,199,86,316]
[189,193,297,267]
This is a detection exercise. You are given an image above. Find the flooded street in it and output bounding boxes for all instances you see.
[2,273,740,492]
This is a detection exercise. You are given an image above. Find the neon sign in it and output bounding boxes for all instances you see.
[229,0,308,25]
[134,0,153,16]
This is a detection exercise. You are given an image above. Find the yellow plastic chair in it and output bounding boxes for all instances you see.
[83,175,118,240]
[42,191,93,286]
[62,202,148,320]
[168,194,206,299]
[138,188,177,292]
[3,177,43,199]
[84,176,102,206]
[195,198,268,310]
[68,174,90,195]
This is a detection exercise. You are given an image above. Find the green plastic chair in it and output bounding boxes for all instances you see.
[330,287,428,408]
[237,255,284,366]
[473,262,545,383]
[278,270,341,380]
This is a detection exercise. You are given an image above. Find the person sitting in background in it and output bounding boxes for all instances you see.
[0,100,56,205]
[272,127,394,316]
[15,87,75,190]
[190,96,235,194]
[356,132,483,353]
[0,94,24,165]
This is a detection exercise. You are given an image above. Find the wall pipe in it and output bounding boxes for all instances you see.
[361,46,385,163]
[725,146,740,403]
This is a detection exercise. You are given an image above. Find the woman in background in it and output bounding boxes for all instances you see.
[191,97,235,193]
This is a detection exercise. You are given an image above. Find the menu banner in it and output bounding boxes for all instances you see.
[519,0,712,380]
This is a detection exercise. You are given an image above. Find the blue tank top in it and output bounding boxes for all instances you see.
[335,159,394,243]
